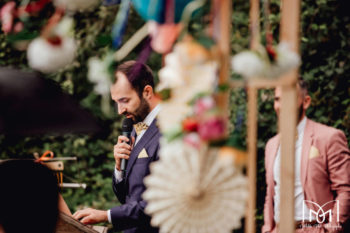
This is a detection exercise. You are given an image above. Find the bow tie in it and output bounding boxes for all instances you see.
[134,122,149,136]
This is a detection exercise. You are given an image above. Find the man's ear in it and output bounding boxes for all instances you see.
[142,85,153,99]
[303,95,311,109]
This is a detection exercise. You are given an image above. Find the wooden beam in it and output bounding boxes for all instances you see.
[230,73,297,89]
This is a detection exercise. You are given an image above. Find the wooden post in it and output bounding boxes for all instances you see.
[245,1,260,233]
[245,86,258,233]
[249,0,260,50]
[213,0,231,125]
[278,0,300,232]
[278,85,297,233]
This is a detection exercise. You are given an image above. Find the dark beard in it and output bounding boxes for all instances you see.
[133,97,150,123]
[298,103,304,122]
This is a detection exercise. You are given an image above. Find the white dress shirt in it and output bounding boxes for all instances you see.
[108,104,160,223]
[273,117,314,222]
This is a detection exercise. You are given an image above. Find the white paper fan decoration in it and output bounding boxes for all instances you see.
[143,140,247,233]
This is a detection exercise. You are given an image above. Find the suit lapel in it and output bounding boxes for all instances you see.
[301,119,314,188]
[125,119,159,179]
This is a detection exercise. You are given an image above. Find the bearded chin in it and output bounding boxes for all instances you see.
[298,104,304,122]
[134,97,150,123]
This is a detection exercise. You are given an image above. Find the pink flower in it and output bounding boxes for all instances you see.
[198,117,226,141]
[194,96,215,116]
[13,21,23,33]
[0,1,16,34]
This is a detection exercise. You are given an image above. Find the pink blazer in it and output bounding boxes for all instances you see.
[262,119,350,233]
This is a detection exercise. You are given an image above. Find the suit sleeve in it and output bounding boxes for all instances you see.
[110,144,160,231]
[112,171,126,204]
[326,129,350,225]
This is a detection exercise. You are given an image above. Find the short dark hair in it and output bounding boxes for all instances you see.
[0,159,59,233]
[116,61,155,97]
[298,76,309,96]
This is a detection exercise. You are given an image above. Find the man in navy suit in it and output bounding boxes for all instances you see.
[73,61,161,233]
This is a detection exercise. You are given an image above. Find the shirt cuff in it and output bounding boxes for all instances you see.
[107,209,112,223]
[114,168,123,182]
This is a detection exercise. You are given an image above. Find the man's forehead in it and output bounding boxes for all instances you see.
[115,72,131,86]
[111,73,137,100]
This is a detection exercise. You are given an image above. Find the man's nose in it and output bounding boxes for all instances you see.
[118,105,126,115]
[274,102,280,113]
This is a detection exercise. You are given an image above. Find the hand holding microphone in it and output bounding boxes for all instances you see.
[113,118,134,178]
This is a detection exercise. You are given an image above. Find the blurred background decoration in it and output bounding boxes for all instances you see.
[1,0,349,232]
[0,67,101,135]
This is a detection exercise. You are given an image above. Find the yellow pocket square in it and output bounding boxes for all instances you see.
[138,148,149,158]
[309,146,320,159]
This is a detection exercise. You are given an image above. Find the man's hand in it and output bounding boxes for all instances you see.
[114,135,134,170]
[72,208,108,224]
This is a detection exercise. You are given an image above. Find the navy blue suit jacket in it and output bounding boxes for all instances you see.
[110,119,160,233]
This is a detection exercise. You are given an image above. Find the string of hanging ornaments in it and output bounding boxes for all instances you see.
[231,0,300,80]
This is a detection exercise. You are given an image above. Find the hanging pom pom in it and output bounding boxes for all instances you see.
[27,36,76,73]
[27,15,77,73]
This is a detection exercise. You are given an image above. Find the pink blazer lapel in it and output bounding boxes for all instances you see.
[301,119,314,188]
[267,135,280,185]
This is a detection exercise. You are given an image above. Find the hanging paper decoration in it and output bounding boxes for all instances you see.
[231,42,300,79]
[103,0,121,6]
[131,0,193,23]
[111,0,131,48]
[156,38,218,135]
[53,0,101,12]
[143,140,247,233]
[27,16,77,73]
[148,19,183,53]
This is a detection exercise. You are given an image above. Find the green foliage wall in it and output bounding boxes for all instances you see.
[1,1,349,232]
[0,2,162,218]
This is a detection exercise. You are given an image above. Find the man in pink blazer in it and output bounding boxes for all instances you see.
[263,79,350,233]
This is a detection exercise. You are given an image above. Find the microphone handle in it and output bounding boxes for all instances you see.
[121,131,131,178]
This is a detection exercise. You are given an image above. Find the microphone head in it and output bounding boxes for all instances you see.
[122,118,134,132]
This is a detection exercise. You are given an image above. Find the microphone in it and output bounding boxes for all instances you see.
[121,118,134,178]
